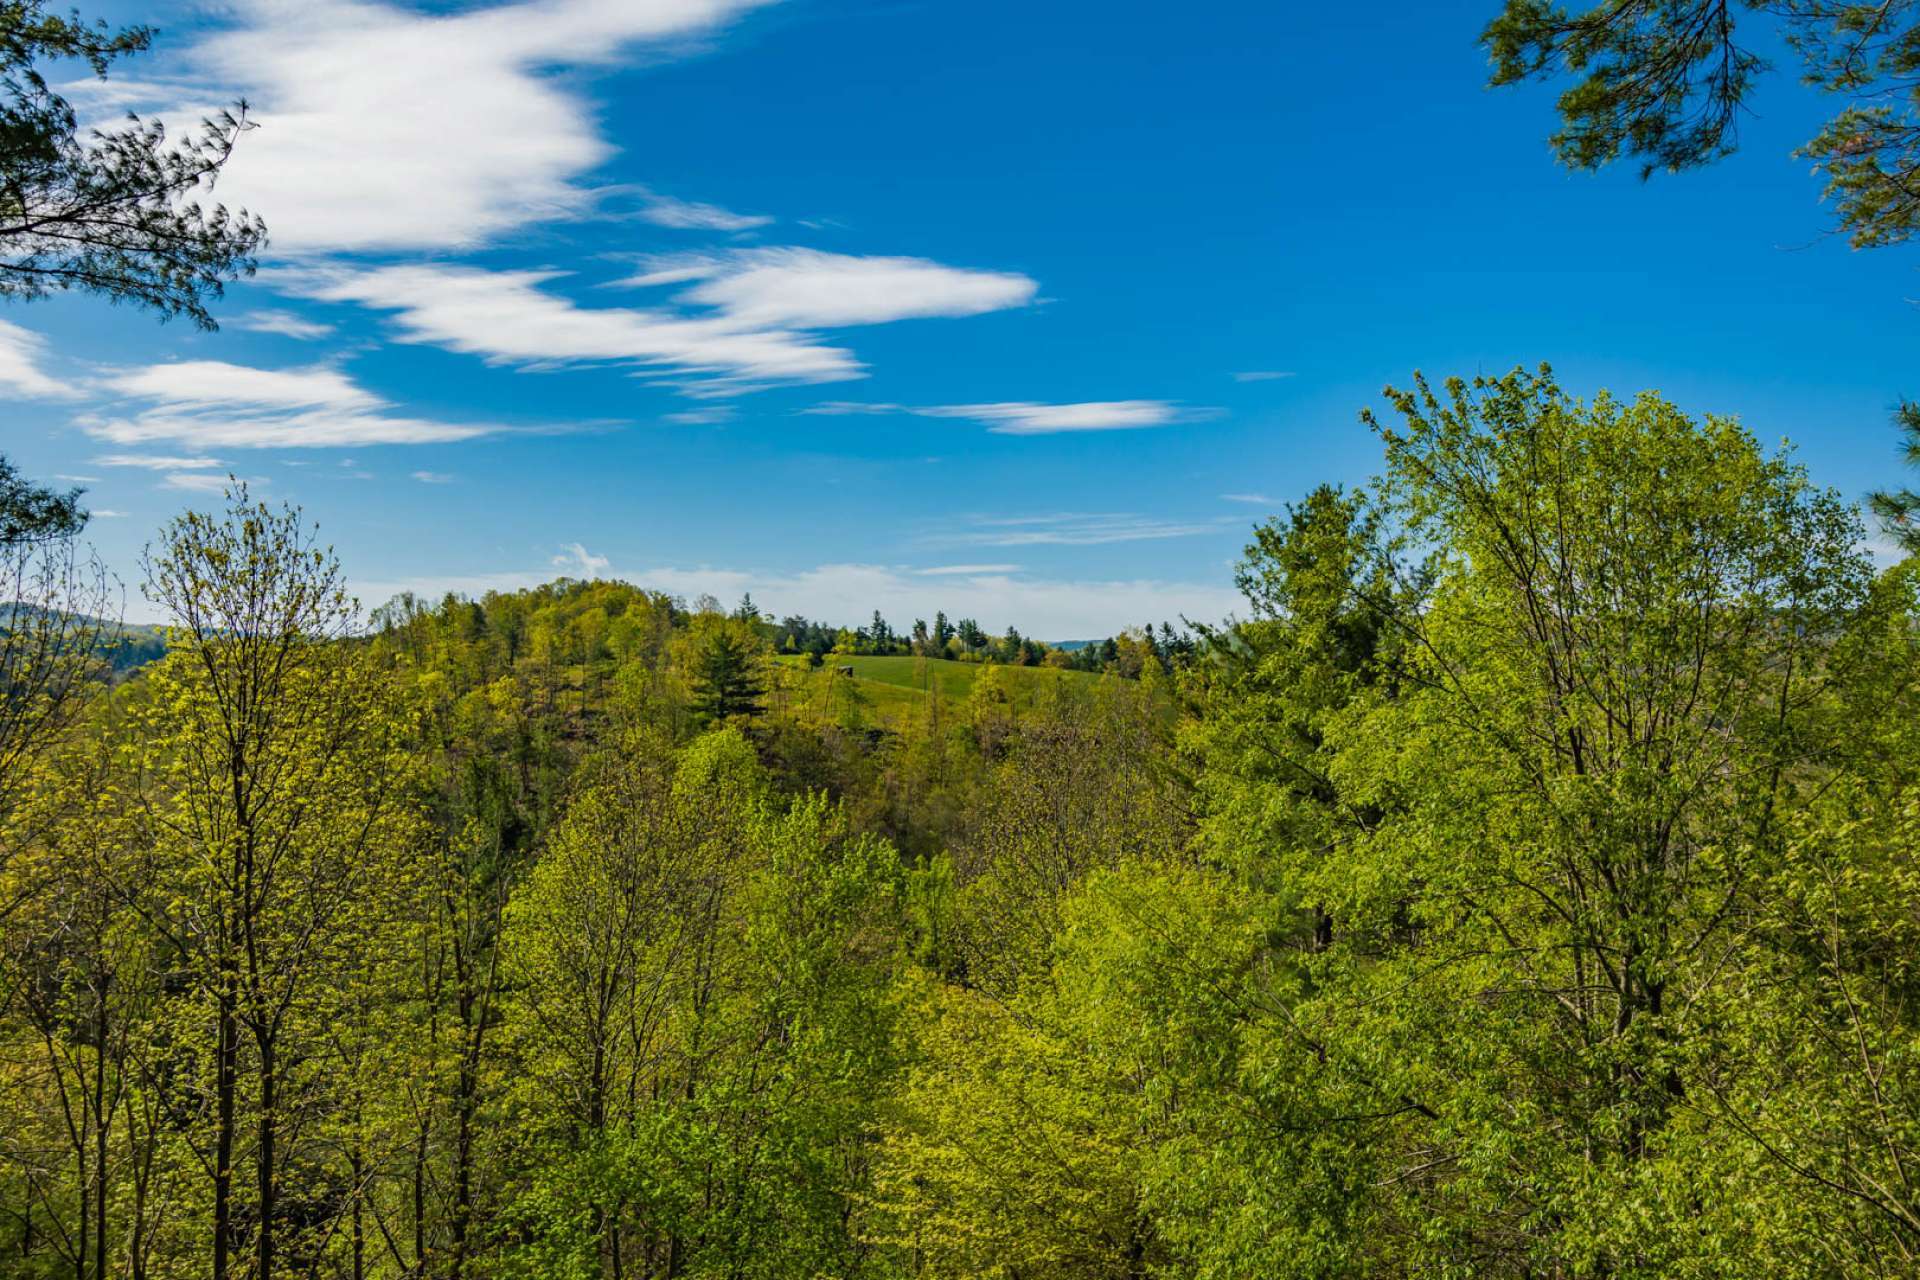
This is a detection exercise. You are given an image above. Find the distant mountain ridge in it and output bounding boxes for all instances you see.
[1,603,168,674]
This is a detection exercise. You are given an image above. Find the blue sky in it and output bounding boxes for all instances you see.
[5,0,1915,636]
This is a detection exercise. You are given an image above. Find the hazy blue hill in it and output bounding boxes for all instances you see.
[1,604,168,675]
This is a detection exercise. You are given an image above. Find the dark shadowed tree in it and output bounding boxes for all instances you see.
[1,1,264,327]
[1868,400,1920,553]
[1483,0,1920,250]
[1481,3,1920,556]
[0,454,83,543]
[685,616,767,724]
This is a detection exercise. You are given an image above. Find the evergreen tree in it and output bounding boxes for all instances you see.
[0,455,85,543]
[686,618,766,724]
[1483,0,1920,252]
[1869,399,1920,553]
[0,3,263,327]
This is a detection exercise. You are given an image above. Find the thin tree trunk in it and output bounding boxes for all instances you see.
[256,1033,277,1280]
[92,982,109,1280]
[213,975,237,1280]
[350,1146,365,1280]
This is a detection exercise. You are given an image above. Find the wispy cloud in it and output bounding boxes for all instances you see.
[801,401,905,416]
[105,362,382,411]
[552,542,611,576]
[293,251,1035,393]
[82,360,502,449]
[0,320,79,399]
[1220,492,1277,505]
[941,512,1240,547]
[297,264,859,388]
[1232,370,1295,382]
[411,470,454,484]
[915,401,1188,435]
[92,450,250,492]
[914,563,1023,575]
[123,0,780,254]
[619,248,1037,328]
[95,453,224,470]
[664,406,736,425]
[108,3,1036,399]
[163,472,266,493]
[234,309,335,340]
[805,399,1205,434]
[635,190,772,232]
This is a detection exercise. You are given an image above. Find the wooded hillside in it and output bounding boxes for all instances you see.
[6,368,1920,1278]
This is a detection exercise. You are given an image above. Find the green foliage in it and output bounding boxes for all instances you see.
[775,652,1098,723]
[0,453,84,543]
[498,730,903,1279]
[1868,399,1920,554]
[684,613,768,725]
[8,376,1920,1279]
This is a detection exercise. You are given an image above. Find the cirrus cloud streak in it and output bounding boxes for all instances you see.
[289,249,1037,392]
[80,359,503,449]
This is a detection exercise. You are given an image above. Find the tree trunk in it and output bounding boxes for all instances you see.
[213,975,237,1280]
[92,982,109,1280]
[350,1145,365,1280]
[256,1033,277,1280]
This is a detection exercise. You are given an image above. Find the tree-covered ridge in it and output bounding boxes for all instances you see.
[7,367,1920,1278]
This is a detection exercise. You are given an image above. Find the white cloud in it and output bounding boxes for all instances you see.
[295,252,1035,392]
[624,248,1038,328]
[663,406,736,425]
[801,401,905,416]
[95,453,224,470]
[89,451,262,495]
[0,320,78,399]
[163,472,262,493]
[1232,370,1295,382]
[941,512,1240,547]
[552,542,612,576]
[105,361,381,411]
[636,191,772,232]
[914,401,1185,435]
[92,453,243,494]
[915,563,1023,575]
[299,264,857,387]
[130,0,778,253]
[234,309,336,339]
[1221,492,1277,505]
[84,359,501,449]
[88,410,493,450]
[411,470,454,484]
[90,509,130,518]
[803,399,1199,434]
[349,559,1241,639]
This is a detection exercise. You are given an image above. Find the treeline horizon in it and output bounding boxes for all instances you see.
[88,577,1205,686]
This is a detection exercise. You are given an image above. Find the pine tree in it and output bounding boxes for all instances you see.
[687,619,766,723]
[0,3,263,327]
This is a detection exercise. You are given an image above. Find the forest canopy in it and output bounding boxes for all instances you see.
[5,367,1920,1279]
